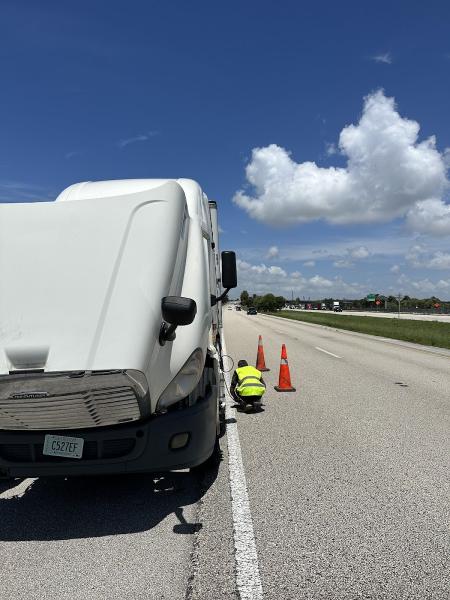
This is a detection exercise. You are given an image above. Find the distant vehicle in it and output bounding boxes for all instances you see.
[235,306,241,311]
[247,307,257,315]
[333,301,342,312]
[227,306,233,310]
[321,303,327,310]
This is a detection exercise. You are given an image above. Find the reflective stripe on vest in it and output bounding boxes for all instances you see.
[235,366,265,397]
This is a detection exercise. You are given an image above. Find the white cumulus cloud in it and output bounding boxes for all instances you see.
[333,245,371,268]
[428,252,450,269]
[333,259,353,269]
[349,245,370,259]
[390,272,450,295]
[309,275,333,288]
[406,244,450,269]
[233,91,450,235]
[406,199,450,236]
[236,259,363,296]
[325,142,338,156]
[266,245,279,259]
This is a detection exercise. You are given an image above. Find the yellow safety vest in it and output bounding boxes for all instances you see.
[236,366,266,397]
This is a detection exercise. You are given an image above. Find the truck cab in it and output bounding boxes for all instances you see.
[0,179,236,477]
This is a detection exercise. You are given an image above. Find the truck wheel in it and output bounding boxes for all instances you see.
[219,401,226,437]
[190,438,222,475]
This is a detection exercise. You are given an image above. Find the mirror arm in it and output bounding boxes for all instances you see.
[211,288,231,307]
[159,322,177,346]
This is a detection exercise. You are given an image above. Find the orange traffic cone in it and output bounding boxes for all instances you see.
[255,335,270,371]
[274,344,296,392]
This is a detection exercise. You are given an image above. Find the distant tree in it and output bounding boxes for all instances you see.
[240,290,249,306]
[275,296,286,310]
[256,293,277,312]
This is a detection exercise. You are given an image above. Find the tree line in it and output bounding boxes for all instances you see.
[239,291,450,312]
[239,291,286,312]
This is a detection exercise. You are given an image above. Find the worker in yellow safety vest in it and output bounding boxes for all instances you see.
[230,359,266,412]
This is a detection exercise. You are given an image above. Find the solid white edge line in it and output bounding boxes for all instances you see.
[315,346,342,359]
[222,333,264,600]
[0,478,37,499]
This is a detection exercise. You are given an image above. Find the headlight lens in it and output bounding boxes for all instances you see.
[157,348,204,410]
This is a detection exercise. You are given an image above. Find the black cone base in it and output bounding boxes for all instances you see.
[274,385,296,392]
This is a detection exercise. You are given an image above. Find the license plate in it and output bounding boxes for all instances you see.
[43,435,84,459]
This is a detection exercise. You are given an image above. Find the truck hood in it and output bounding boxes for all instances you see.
[0,181,188,385]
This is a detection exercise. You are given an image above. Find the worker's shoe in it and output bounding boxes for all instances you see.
[244,403,253,413]
[253,401,262,412]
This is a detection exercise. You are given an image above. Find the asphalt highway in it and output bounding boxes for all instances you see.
[223,310,449,599]
[0,310,448,599]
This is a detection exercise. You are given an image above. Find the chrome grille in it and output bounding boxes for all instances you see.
[0,370,148,430]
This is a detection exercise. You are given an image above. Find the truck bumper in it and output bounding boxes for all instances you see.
[0,390,217,478]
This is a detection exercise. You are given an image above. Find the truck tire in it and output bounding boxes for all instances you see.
[190,438,221,475]
[219,401,226,437]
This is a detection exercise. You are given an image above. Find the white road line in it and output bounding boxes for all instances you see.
[315,346,342,359]
[0,478,37,499]
[222,334,263,600]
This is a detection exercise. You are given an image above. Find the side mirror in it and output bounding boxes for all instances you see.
[221,251,237,289]
[211,251,238,306]
[162,296,197,326]
[159,296,197,345]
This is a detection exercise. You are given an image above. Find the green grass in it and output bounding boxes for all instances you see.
[271,311,450,350]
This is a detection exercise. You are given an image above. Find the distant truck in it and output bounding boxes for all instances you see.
[333,301,342,312]
[0,179,236,477]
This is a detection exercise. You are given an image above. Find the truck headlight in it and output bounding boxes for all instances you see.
[157,348,204,411]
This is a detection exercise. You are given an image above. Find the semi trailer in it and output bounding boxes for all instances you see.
[0,178,236,477]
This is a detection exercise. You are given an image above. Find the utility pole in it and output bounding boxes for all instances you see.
[397,293,403,319]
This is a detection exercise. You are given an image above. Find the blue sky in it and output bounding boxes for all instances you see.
[1,1,450,299]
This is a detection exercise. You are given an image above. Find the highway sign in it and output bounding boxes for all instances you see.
[367,294,376,301]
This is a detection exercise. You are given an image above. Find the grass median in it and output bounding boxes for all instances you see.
[271,311,450,350]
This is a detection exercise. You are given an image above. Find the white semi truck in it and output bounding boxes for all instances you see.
[0,179,236,477]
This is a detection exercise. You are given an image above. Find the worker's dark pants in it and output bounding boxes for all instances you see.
[231,388,263,407]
